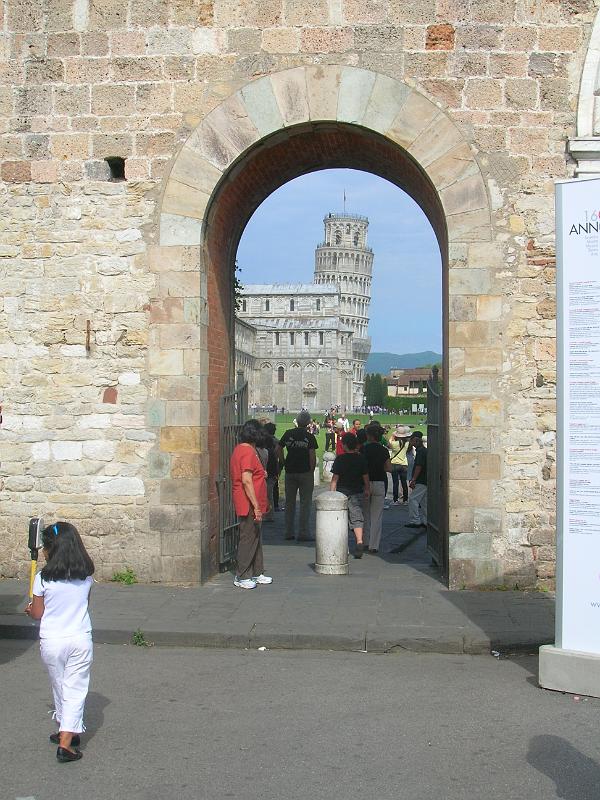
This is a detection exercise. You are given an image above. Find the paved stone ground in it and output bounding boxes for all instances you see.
[4,643,600,800]
[0,485,555,653]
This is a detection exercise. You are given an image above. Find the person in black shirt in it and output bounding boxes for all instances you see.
[279,411,318,541]
[362,424,392,553]
[324,415,335,452]
[407,431,427,528]
[262,421,280,521]
[330,433,370,558]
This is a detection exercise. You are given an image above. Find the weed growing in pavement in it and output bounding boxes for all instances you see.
[111,567,138,585]
[132,628,153,647]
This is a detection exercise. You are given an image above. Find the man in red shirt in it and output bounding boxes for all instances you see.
[230,420,272,589]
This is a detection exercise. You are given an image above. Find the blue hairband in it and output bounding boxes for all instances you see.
[52,524,59,536]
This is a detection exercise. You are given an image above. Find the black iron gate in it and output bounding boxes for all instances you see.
[217,381,248,571]
[426,365,448,581]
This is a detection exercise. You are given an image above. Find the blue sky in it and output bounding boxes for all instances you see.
[236,168,442,355]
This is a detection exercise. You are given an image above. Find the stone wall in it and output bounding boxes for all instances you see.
[1,0,598,586]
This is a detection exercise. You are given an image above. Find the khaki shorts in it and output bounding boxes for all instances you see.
[346,493,364,529]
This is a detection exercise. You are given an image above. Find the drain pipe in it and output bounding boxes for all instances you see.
[315,491,349,575]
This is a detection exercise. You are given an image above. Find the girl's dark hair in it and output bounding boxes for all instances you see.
[239,419,264,446]
[40,521,95,582]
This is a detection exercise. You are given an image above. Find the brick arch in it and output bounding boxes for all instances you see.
[151,66,491,583]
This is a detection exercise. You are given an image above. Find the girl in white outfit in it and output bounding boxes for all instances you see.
[26,521,94,763]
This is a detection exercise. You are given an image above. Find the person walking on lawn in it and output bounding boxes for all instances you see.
[279,410,318,542]
[406,431,427,529]
[330,432,370,558]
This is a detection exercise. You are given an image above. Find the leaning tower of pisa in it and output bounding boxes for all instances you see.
[313,212,373,407]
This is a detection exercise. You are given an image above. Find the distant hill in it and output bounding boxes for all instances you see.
[365,351,442,375]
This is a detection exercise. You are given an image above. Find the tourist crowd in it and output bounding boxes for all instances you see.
[229,411,427,589]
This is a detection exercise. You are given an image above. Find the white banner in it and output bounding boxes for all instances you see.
[557,177,600,653]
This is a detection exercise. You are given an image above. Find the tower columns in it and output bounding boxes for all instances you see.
[314,213,373,408]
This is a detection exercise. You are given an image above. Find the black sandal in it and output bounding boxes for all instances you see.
[57,746,83,762]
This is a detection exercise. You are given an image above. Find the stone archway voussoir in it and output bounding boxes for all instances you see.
[440,173,489,217]
[360,72,411,134]
[425,142,480,192]
[162,179,212,221]
[240,76,285,137]
[408,113,465,169]
[192,93,261,172]
[337,67,378,124]
[270,67,310,127]
[384,91,440,151]
[169,146,223,195]
[305,64,343,122]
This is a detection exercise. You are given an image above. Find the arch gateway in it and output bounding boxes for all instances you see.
[1,1,600,587]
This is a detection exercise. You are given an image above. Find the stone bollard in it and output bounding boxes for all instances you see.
[322,450,335,482]
[315,491,349,575]
[314,457,320,486]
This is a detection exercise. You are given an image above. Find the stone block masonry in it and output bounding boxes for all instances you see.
[0,0,596,587]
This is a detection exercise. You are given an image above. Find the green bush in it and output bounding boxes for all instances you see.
[384,395,427,413]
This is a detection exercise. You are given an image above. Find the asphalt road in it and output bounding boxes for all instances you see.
[2,640,599,800]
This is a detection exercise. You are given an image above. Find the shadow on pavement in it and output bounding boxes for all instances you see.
[527,735,600,800]
[442,583,555,652]
[83,691,110,747]
[0,637,34,665]
[0,590,37,664]
[0,592,28,615]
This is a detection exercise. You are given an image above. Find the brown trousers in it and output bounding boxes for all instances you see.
[236,513,264,579]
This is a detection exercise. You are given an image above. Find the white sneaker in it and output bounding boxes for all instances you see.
[252,574,273,585]
[233,576,257,589]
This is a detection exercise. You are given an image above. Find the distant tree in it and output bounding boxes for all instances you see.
[364,373,371,404]
[365,373,387,406]
[376,374,387,406]
[234,260,244,312]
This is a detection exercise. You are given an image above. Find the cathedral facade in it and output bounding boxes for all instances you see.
[235,213,374,411]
